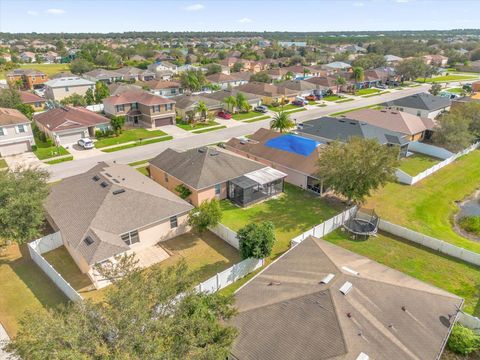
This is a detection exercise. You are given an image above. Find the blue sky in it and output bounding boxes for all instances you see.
[1,0,479,33]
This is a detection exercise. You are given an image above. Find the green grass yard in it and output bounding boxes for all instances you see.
[268,104,301,112]
[244,115,270,123]
[329,104,382,116]
[335,98,355,103]
[285,107,307,114]
[192,126,227,134]
[0,63,71,80]
[176,120,219,131]
[101,136,173,152]
[45,156,74,165]
[366,150,480,253]
[324,230,480,316]
[446,87,464,93]
[362,91,390,98]
[415,75,477,83]
[232,112,262,121]
[32,134,70,160]
[322,95,343,101]
[220,184,342,260]
[355,88,381,96]
[398,152,441,176]
[0,158,7,168]
[95,128,167,148]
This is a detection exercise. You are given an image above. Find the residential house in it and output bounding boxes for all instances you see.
[103,90,176,128]
[6,68,48,90]
[305,76,345,94]
[226,128,327,195]
[19,51,36,63]
[384,54,403,65]
[423,54,449,67]
[276,79,318,97]
[34,106,111,145]
[0,53,12,62]
[206,73,248,90]
[278,41,307,47]
[340,44,367,53]
[115,67,156,82]
[149,147,286,207]
[141,80,183,97]
[129,54,146,62]
[108,83,142,96]
[298,117,410,158]
[42,51,61,64]
[322,61,352,73]
[173,94,223,120]
[346,108,435,141]
[230,236,462,360]
[44,77,95,102]
[235,82,298,105]
[19,91,46,111]
[147,61,178,74]
[83,69,124,84]
[382,92,451,119]
[44,162,193,288]
[0,107,35,156]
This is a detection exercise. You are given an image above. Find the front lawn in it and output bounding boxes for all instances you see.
[398,152,441,176]
[268,104,301,112]
[323,95,343,101]
[324,229,480,316]
[94,128,167,148]
[33,136,70,160]
[220,184,342,259]
[101,136,173,152]
[355,88,380,96]
[446,87,464,93]
[0,244,67,336]
[176,120,219,131]
[335,98,355,103]
[244,115,270,123]
[415,75,477,83]
[45,156,74,165]
[156,231,241,282]
[192,126,227,134]
[366,150,480,253]
[232,112,262,121]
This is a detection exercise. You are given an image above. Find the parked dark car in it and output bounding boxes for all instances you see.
[292,100,306,106]
[254,105,268,113]
[218,111,232,119]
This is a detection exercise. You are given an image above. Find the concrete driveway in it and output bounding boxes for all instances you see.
[66,143,103,160]
[160,124,190,138]
[4,152,46,170]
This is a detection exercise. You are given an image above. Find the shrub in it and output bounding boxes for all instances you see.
[447,324,480,355]
[238,221,275,259]
[175,184,192,200]
[187,199,222,232]
[459,216,480,237]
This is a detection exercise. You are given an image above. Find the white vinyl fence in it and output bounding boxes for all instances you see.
[408,141,454,160]
[195,257,264,294]
[397,142,480,185]
[291,206,358,247]
[458,312,480,334]
[209,223,240,249]
[28,233,83,302]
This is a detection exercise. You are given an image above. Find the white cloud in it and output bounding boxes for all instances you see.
[27,10,39,16]
[45,8,66,15]
[238,18,253,24]
[184,4,204,11]
[353,2,364,7]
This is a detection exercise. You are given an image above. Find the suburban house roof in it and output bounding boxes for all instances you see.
[108,83,142,96]
[0,107,30,126]
[229,72,253,82]
[45,76,95,88]
[115,66,155,77]
[230,236,462,360]
[19,91,45,104]
[298,117,409,146]
[345,109,435,136]
[34,106,110,132]
[173,94,222,111]
[384,54,403,62]
[276,79,318,93]
[83,68,123,79]
[203,89,261,103]
[235,82,297,98]
[141,79,181,90]
[103,90,175,106]
[305,76,339,88]
[149,147,268,190]
[45,162,193,265]
[323,61,352,70]
[382,92,452,112]
[225,128,325,176]
[6,68,46,77]
[206,73,243,84]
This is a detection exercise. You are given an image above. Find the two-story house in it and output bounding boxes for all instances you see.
[0,107,35,156]
[6,68,48,90]
[82,69,124,84]
[141,80,183,97]
[44,77,96,101]
[103,90,176,128]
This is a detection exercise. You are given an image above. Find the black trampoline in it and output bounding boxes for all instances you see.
[343,208,379,239]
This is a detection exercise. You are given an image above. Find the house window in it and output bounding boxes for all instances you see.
[131,103,138,110]
[116,104,125,112]
[164,173,169,182]
[34,102,41,107]
[65,87,69,92]
[152,105,161,112]
[16,125,26,133]
[215,183,221,196]
[171,89,176,94]
[31,76,35,81]
[170,216,178,229]
[0,127,4,136]
[121,230,140,245]
[417,111,421,116]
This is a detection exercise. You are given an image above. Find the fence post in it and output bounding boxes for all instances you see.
[216,273,219,291]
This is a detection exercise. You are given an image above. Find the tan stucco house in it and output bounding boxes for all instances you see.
[44,76,95,101]
[44,162,193,288]
[0,107,35,156]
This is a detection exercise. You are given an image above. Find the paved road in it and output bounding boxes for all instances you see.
[48,84,430,182]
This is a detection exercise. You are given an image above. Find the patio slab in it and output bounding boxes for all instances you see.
[133,243,170,268]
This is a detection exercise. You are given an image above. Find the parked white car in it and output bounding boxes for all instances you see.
[77,138,94,149]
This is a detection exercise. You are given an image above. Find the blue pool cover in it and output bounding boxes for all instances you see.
[265,134,320,157]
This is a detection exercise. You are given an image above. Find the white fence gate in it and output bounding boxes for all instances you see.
[28,233,83,302]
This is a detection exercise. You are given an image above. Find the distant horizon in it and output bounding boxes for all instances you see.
[1,0,479,33]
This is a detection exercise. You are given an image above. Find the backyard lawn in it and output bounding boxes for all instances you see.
[94,128,167,148]
[176,120,219,131]
[324,229,480,316]
[0,63,71,79]
[398,152,441,176]
[0,244,67,336]
[232,111,262,120]
[366,150,480,253]
[415,75,477,83]
[220,184,342,259]
[355,88,380,96]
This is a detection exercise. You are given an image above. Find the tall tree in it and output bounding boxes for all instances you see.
[110,115,125,135]
[180,69,207,93]
[194,100,208,121]
[235,92,250,113]
[433,112,475,152]
[238,221,275,260]
[316,138,399,204]
[428,83,442,96]
[0,88,34,119]
[250,71,270,83]
[69,58,94,75]
[0,168,50,248]
[7,261,237,359]
[270,110,295,133]
[222,96,237,113]
[394,57,428,82]
[188,198,222,233]
[206,64,222,75]
[334,76,346,93]
[94,81,110,103]
[60,93,86,107]
[84,87,95,105]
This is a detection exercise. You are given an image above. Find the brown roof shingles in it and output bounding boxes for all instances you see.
[0,107,30,126]
[34,106,110,132]
[103,90,175,107]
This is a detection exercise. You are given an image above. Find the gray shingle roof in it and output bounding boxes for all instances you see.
[231,236,463,360]
[382,92,451,111]
[149,147,266,190]
[45,162,193,265]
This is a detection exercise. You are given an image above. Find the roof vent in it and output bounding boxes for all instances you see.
[380,110,387,113]
[198,147,207,153]
[342,266,360,276]
[112,179,120,183]
[339,281,353,295]
[209,150,219,156]
[356,353,370,360]
[350,122,356,125]
[84,236,94,246]
[339,119,345,123]
[100,181,109,188]
[112,189,125,195]
[105,173,112,177]
[320,273,335,284]
[92,175,100,182]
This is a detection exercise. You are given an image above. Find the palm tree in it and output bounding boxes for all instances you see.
[270,111,295,133]
[235,92,250,113]
[194,101,209,122]
[223,96,237,113]
[335,76,346,94]
[352,66,365,93]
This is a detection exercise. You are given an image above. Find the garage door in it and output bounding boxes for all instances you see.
[58,131,84,145]
[0,141,29,156]
[154,117,173,127]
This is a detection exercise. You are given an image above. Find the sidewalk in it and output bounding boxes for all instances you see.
[0,323,15,360]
